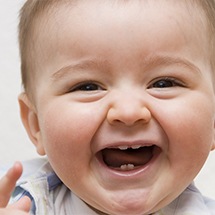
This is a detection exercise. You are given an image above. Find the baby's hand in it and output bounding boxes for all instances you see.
[0,162,31,214]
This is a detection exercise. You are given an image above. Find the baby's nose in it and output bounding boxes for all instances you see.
[107,93,152,126]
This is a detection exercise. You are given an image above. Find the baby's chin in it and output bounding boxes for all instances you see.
[83,188,167,215]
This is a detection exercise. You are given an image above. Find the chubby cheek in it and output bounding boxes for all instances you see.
[162,102,214,177]
[38,103,100,182]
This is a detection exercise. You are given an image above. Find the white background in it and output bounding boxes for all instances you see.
[0,1,215,199]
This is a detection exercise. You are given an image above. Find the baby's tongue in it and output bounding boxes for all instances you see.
[102,147,153,168]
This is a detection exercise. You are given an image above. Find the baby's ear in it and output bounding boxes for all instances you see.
[18,93,46,156]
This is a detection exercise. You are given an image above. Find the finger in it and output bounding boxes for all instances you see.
[8,196,31,212]
[0,162,23,207]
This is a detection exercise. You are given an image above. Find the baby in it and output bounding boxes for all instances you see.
[1,0,215,214]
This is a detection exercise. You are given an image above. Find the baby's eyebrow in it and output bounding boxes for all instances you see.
[51,55,201,82]
[51,59,109,81]
[142,55,201,74]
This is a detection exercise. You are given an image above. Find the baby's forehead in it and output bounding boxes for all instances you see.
[29,0,211,67]
[28,0,212,63]
[34,0,209,42]
[31,0,210,64]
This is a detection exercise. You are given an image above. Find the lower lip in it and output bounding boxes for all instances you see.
[94,147,162,181]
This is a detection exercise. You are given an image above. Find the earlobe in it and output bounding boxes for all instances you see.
[18,93,46,155]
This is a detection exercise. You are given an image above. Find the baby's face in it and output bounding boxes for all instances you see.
[23,0,215,214]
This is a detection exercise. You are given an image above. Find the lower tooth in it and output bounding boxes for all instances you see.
[120,164,134,170]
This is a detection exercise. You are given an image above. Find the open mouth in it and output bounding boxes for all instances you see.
[97,145,160,171]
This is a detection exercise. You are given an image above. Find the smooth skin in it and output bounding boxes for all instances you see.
[0,162,31,214]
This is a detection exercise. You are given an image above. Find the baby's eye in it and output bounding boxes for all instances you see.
[148,77,184,88]
[70,82,104,92]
